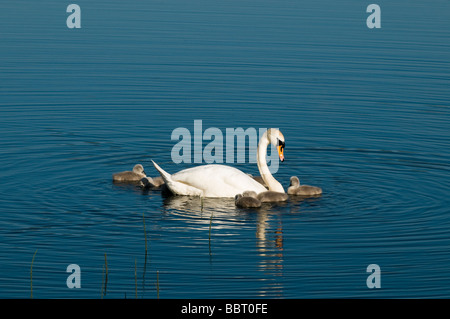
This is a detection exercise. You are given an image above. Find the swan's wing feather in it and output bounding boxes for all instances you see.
[172,165,266,197]
[152,160,203,196]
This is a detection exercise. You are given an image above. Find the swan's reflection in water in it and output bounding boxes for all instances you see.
[159,192,302,297]
[254,203,287,297]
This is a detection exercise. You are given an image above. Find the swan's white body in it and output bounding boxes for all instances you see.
[152,128,285,198]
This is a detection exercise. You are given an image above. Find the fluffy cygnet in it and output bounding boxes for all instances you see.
[243,190,287,202]
[256,190,288,202]
[112,164,146,182]
[287,176,322,196]
[139,176,165,189]
[235,193,261,208]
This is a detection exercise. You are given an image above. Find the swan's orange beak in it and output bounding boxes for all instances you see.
[277,145,285,162]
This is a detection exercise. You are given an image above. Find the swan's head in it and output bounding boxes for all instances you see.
[133,164,145,175]
[267,128,285,162]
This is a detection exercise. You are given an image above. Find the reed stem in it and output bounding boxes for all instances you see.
[143,213,148,255]
[134,258,137,299]
[209,213,213,256]
[102,253,108,298]
[30,249,37,299]
[156,270,159,299]
[209,213,213,240]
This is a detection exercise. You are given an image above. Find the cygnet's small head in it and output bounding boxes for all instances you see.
[133,164,145,175]
[289,176,300,187]
[139,176,153,187]
[235,194,242,201]
[267,128,285,162]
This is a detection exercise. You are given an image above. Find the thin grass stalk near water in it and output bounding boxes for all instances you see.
[101,253,108,299]
[156,270,159,299]
[134,258,137,299]
[30,249,37,299]
[209,213,213,256]
[143,213,148,259]
[209,213,213,240]
[101,263,104,298]
[142,213,149,295]
[104,253,108,296]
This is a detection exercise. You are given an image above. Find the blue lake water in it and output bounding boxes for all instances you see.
[0,0,449,298]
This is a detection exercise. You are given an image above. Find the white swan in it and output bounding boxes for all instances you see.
[152,128,286,198]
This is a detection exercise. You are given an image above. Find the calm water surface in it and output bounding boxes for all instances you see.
[0,0,449,298]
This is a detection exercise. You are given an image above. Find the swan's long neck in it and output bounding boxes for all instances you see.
[257,132,285,193]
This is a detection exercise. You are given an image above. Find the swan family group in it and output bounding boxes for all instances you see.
[113,129,322,208]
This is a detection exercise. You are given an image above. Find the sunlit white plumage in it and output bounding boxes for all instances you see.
[151,128,286,198]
